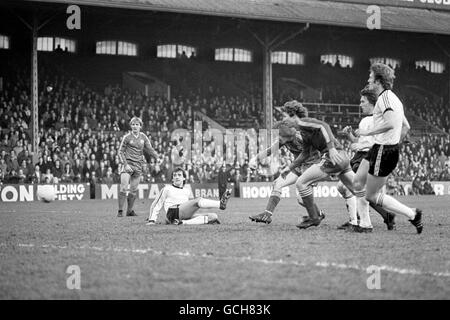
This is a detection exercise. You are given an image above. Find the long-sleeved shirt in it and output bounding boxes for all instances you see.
[148,184,193,221]
[288,117,341,171]
[118,132,158,167]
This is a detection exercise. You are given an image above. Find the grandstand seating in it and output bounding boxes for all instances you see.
[0,53,449,186]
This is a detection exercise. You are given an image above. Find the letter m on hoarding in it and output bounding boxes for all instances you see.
[101,184,118,199]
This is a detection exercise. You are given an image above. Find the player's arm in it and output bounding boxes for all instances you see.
[143,134,159,160]
[342,126,358,143]
[400,115,410,141]
[358,99,395,136]
[297,118,342,165]
[280,148,310,178]
[289,148,311,171]
[148,187,168,223]
[249,139,280,169]
[297,118,336,150]
[118,134,131,170]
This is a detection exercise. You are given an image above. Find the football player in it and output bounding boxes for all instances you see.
[278,115,355,229]
[337,85,396,231]
[248,100,322,224]
[352,63,422,234]
[146,167,231,225]
[117,116,159,217]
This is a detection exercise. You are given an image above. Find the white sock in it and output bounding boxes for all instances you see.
[198,198,220,209]
[376,193,415,219]
[355,190,372,228]
[345,196,358,225]
[182,215,209,225]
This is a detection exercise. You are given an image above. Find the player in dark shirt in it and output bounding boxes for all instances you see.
[117,116,159,217]
[248,101,321,224]
[279,116,355,229]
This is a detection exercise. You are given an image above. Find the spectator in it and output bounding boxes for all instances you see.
[411,172,424,195]
[61,163,74,183]
[439,165,450,181]
[42,168,54,184]
[53,159,63,182]
[422,179,435,195]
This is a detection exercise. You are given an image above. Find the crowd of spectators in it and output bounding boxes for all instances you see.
[1,65,450,190]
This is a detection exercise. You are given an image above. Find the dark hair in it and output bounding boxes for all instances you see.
[172,167,187,185]
[360,85,378,106]
[370,63,396,90]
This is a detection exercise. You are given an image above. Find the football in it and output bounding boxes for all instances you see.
[37,185,57,203]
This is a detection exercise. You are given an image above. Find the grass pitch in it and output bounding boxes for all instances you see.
[0,195,449,299]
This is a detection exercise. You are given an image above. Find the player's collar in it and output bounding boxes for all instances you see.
[172,183,183,189]
[378,89,389,97]
[131,131,140,138]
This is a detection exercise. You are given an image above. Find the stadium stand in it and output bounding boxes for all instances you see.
[0,47,449,190]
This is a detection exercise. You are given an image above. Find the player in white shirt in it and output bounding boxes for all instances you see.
[352,63,423,234]
[337,85,396,230]
[146,167,231,225]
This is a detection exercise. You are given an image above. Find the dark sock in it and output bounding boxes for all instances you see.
[370,202,394,221]
[118,192,127,211]
[301,194,319,219]
[127,193,136,213]
[265,195,281,213]
[314,203,321,216]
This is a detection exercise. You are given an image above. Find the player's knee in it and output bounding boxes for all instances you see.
[196,197,204,208]
[336,182,346,196]
[295,179,309,191]
[272,177,280,188]
[272,178,283,194]
[352,178,364,191]
[119,184,128,193]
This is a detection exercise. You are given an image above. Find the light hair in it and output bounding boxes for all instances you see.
[370,63,396,90]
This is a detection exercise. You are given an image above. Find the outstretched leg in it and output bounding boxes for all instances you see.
[249,172,298,224]
[179,191,231,224]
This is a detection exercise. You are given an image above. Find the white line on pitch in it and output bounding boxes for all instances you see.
[4,242,450,279]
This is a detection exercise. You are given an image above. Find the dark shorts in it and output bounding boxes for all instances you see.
[166,205,180,224]
[318,150,352,175]
[119,162,142,177]
[366,144,399,177]
[350,150,369,173]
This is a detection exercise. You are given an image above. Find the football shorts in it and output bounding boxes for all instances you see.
[350,150,369,173]
[318,150,352,175]
[291,153,322,176]
[166,205,180,224]
[119,162,143,177]
[366,143,399,177]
